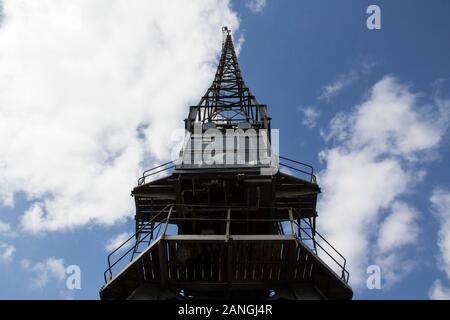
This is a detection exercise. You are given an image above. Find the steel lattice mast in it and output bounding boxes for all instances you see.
[198,27,259,119]
[100,28,353,300]
[185,27,270,133]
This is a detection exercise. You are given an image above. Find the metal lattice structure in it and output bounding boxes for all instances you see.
[99,28,353,300]
[185,27,270,132]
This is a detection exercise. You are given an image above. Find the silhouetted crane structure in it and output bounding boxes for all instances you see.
[100,28,352,300]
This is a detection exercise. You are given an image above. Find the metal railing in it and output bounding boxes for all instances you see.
[103,205,174,283]
[279,156,317,184]
[137,155,316,185]
[293,218,349,282]
[138,161,175,185]
[185,104,269,129]
[103,205,349,284]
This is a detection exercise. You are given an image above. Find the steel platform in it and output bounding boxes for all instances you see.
[100,234,352,300]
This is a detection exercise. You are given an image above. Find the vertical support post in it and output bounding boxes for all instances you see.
[288,208,297,281]
[162,205,173,238]
[150,221,154,242]
[158,205,173,289]
[226,207,231,242]
[311,217,317,253]
[289,208,295,238]
[226,207,232,299]
[158,241,168,289]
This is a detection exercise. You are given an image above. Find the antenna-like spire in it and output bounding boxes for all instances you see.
[185,28,269,131]
[222,26,231,45]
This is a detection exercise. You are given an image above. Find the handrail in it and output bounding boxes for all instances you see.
[279,156,314,173]
[104,204,173,283]
[187,104,268,125]
[104,219,350,283]
[103,211,349,284]
[279,155,317,184]
[138,161,175,185]
[293,219,349,282]
[279,163,317,184]
[136,156,316,185]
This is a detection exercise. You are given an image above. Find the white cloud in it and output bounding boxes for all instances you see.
[0,220,17,238]
[375,252,417,288]
[299,106,320,128]
[374,202,420,287]
[377,202,420,253]
[0,243,15,263]
[318,60,376,102]
[246,0,266,13]
[428,188,450,298]
[0,220,11,233]
[105,232,132,252]
[319,70,358,102]
[430,280,450,300]
[21,257,66,289]
[0,0,239,233]
[59,289,76,300]
[430,188,450,278]
[318,76,448,288]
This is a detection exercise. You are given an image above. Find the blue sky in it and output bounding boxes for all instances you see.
[1,0,450,299]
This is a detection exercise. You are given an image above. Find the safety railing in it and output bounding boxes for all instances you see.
[104,205,349,284]
[103,205,174,283]
[279,155,317,184]
[138,161,175,185]
[185,104,269,130]
[293,218,349,283]
[136,156,316,185]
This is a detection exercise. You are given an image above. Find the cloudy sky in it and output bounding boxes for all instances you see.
[0,0,450,299]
